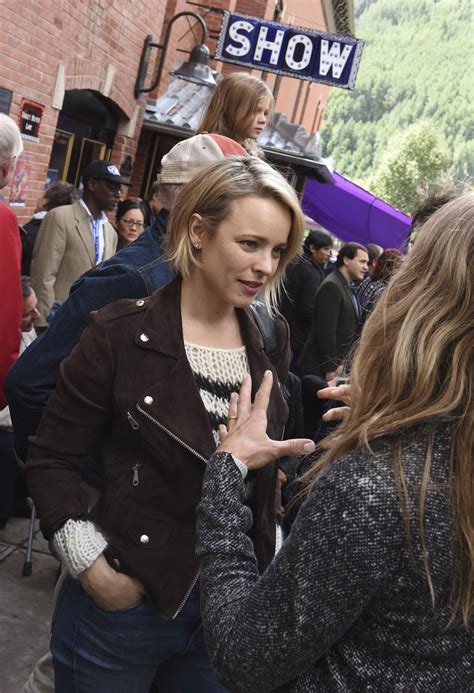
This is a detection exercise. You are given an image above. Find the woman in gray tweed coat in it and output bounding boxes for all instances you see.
[197,192,474,692]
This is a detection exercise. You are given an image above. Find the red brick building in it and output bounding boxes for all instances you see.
[0,0,353,222]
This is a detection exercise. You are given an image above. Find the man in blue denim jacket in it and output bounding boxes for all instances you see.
[5,133,247,468]
[5,212,174,466]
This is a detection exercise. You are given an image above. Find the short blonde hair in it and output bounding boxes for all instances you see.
[166,156,304,311]
[197,72,274,144]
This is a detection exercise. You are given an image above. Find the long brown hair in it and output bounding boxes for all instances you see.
[197,72,274,153]
[305,192,474,626]
[371,248,403,282]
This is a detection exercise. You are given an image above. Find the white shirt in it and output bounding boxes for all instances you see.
[79,199,108,264]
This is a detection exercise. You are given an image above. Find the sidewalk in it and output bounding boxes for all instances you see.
[0,517,57,693]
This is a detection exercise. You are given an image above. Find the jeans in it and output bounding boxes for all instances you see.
[51,575,226,693]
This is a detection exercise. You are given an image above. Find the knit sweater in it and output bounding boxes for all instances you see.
[184,342,249,445]
[197,420,473,692]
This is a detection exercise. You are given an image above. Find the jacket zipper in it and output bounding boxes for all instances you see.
[131,404,207,617]
[134,405,208,465]
[132,462,142,487]
[172,570,200,619]
[127,411,139,430]
[129,407,284,617]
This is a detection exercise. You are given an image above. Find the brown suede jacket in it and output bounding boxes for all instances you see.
[26,277,290,620]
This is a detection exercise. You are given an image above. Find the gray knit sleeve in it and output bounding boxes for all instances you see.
[196,450,401,692]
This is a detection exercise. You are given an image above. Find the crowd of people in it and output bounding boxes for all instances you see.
[0,69,472,693]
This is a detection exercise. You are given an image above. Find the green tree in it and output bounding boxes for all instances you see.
[321,0,473,184]
[368,121,449,213]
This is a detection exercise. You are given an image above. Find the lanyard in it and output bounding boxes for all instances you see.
[91,217,102,263]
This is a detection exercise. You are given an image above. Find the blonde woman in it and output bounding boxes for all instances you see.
[26,157,310,691]
[197,72,273,156]
[197,192,474,691]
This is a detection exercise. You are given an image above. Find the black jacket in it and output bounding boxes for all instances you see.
[26,277,289,619]
[21,216,43,275]
[279,253,326,356]
[299,269,359,376]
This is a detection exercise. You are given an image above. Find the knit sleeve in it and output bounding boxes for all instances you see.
[196,450,401,692]
[53,519,107,577]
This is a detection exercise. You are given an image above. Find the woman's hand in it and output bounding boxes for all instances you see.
[80,554,146,611]
[318,383,351,422]
[217,371,316,471]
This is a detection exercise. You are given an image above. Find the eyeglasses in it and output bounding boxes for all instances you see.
[121,219,145,229]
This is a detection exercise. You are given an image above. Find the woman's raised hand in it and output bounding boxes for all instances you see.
[217,371,316,471]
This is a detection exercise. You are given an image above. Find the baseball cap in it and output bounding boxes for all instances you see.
[82,160,130,185]
[159,133,247,185]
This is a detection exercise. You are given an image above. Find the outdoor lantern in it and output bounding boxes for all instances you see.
[172,44,216,87]
[134,11,216,99]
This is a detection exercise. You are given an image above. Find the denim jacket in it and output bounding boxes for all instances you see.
[5,210,175,462]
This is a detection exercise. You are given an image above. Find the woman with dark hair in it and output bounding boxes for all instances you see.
[279,229,333,372]
[196,192,474,691]
[114,197,145,249]
[355,247,403,326]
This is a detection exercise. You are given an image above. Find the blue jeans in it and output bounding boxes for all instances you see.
[51,575,226,692]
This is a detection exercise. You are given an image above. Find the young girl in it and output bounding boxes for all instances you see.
[198,72,273,156]
[26,156,305,692]
[197,192,474,691]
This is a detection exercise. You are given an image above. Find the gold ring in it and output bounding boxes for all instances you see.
[227,415,238,421]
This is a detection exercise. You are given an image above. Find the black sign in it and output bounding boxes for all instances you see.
[19,99,44,142]
[0,87,13,115]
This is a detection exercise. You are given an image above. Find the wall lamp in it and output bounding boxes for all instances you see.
[134,11,216,99]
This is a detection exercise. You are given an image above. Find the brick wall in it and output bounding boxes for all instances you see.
[0,0,167,222]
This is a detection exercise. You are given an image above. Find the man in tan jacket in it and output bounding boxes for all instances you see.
[31,160,125,327]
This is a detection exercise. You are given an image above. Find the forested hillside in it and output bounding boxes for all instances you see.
[321,0,473,208]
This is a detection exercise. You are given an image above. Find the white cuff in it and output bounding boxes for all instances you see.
[231,454,248,480]
[53,519,108,577]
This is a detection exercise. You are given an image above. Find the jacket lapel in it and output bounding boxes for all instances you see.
[74,201,95,265]
[133,278,216,461]
[103,222,115,258]
[336,270,358,319]
[237,309,288,441]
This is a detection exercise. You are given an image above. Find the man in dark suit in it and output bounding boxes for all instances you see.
[299,242,368,380]
[279,229,333,372]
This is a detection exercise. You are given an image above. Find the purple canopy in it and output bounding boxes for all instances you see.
[302,171,411,250]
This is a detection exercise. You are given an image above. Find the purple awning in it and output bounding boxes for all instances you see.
[302,171,411,250]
